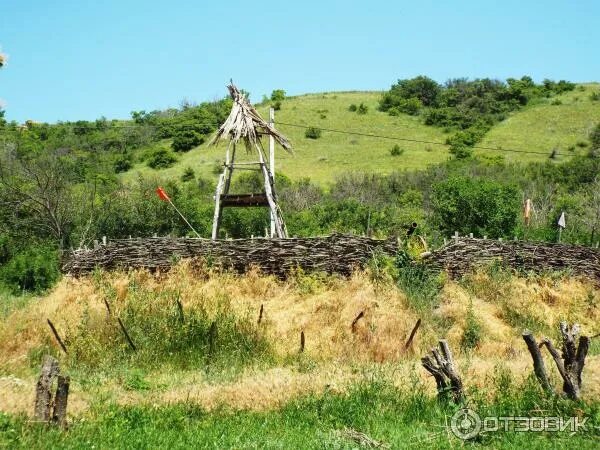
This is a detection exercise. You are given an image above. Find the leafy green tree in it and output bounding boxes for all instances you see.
[271,89,286,102]
[431,176,520,238]
[0,244,60,293]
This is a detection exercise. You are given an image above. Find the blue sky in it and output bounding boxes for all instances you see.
[1,0,598,123]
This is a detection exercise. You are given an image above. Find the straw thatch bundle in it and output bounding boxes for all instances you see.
[209,82,292,153]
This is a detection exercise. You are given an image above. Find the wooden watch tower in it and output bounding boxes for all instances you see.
[209,83,292,240]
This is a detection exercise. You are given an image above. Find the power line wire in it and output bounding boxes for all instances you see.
[0,119,559,157]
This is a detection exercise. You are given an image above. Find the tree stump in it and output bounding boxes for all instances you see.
[541,322,590,400]
[52,375,70,428]
[421,339,464,403]
[33,356,59,422]
[33,356,70,428]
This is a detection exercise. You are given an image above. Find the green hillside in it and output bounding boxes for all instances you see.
[122,84,600,184]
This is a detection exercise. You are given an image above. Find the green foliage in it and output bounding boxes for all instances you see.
[181,167,195,182]
[114,154,133,173]
[272,100,282,111]
[356,103,368,114]
[389,144,404,156]
[461,301,482,350]
[431,176,520,238]
[171,128,205,152]
[0,244,60,294]
[270,89,286,102]
[395,259,444,313]
[304,127,322,139]
[590,123,600,149]
[381,75,577,152]
[380,75,440,111]
[348,104,357,112]
[147,148,177,169]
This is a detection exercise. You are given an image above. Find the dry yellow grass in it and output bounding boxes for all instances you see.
[1,263,598,417]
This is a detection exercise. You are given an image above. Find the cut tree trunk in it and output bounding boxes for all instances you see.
[540,322,590,400]
[33,356,60,422]
[421,339,464,403]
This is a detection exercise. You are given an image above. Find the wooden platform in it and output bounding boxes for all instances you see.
[220,193,269,207]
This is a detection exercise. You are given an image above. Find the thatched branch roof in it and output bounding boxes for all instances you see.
[209,82,292,153]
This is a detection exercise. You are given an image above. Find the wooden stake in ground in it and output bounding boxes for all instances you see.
[47,319,67,354]
[421,339,464,403]
[351,311,364,333]
[404,319,421,351]
[117,317,137,351]
[300,331,305,353]
[257,304,264,324]
[34,355,60,422]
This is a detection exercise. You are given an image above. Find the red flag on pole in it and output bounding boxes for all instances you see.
[156,186,170,202]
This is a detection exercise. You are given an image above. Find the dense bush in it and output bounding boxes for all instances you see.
[390,145,404,156]
[147,148,177,169]
[0,244,60,293]
[357,103,368,114]
[171,128,205,152]
[305,127,322,139]
[431,176,520,238]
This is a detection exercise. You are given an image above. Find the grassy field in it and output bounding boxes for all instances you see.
[122,84,600,185]
[1,265,599,448]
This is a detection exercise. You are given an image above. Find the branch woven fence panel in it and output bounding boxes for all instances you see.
[63,234,398,276]
[423,238,600,281]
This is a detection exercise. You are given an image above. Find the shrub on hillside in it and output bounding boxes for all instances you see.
[431,176,520,238]
[147,148,177,169]
[181,167,195,182]
[348,104,357,112]
[390,145,404,156]
[172,129,205,152]
[0,244,60,293]
[357,103,368,115]
[114,155,133,173]
[305,127,322,139]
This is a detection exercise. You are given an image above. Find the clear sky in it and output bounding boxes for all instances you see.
[1,0,598,123]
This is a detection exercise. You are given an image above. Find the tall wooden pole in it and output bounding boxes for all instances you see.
[269,107,276,238]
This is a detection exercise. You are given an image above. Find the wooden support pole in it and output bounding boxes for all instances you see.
[299,331,305,353]
[117,317,136,351]
[269,107,276,238]
[47,319,68,354]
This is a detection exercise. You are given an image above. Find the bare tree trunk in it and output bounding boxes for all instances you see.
[522,330,553,393]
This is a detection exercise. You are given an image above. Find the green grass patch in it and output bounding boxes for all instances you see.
[1,375,598,449]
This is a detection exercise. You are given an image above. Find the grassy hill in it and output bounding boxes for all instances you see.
[122,84,600,185]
